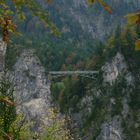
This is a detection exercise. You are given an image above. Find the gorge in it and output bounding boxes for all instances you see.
[0,0,140,140]
[1,37,140,139]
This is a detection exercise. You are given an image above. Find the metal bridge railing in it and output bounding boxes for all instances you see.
[48,71,99,79]
[49,71,99,75]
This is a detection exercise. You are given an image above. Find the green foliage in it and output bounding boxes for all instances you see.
[6,29,99,71]
[51,77,86,113]
[122,87,140,140]
[103,26,140,64]
[40,108,76,140]
[0,75,16,138]
[0,75,75,139]
[84,96,109,139]
[0,74,32,140]
[51,82,65,101]
[129,88,140,110]
[5,43,23,70]
[49,25,140,139]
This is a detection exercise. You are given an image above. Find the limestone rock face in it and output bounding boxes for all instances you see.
[0,39,7,72]
[73,52,136,140]
[102,52,133,85]
[94,53,132,140]
[96,116,122,140]
[46,0,140,39]
[0,37,139,139]
[10,50,52,131]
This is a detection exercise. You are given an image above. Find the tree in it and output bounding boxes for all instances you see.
[89,0,140,51]
[0,73,76,139]
[125,11,140,50]
[0,73,16,139]
[87,0,112,14]
[40,108,77,140]
[0,0,113,43]
[0,0,59,42]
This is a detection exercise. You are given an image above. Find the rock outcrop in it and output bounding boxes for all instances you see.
[0,49,53,132]
[102,52,133,85]
[0,39,7,72]
[47,0,140,39]
[72,52,138,140]
[10,50,52,131]
[96,116,122,140]
[0,37,139,139]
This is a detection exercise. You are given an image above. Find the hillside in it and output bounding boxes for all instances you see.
[8,0,140,71]
[0,0,140,140]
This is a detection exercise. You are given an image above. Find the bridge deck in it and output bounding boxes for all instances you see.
[49,71,99,75]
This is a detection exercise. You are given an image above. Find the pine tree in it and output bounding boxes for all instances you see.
[0,74,16,140]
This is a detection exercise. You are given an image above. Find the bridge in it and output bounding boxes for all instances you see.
[48,71,99,79]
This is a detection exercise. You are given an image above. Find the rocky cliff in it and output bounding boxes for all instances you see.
[1,39,140,139]
[0,41,53,132]
[0,39,7,72]
[46,0,140,39]
[9,50,53,131]
[71,52,140,140]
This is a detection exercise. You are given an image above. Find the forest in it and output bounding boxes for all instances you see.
[0,0,140,140]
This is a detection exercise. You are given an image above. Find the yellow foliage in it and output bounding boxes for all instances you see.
[98,0,112,14]
[125,12,140,51]
[125,13,139,26]
[87,0,96,5]
[40,108,79,140]
[135,39,140,51]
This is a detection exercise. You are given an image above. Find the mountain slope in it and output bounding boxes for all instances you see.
[11,0,140,72]
[46,0,140,39]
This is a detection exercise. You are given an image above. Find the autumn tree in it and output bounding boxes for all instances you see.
[125,11,140,50]
[0,0,114,43]
[0,0,59,42]
[88,0,140,50]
